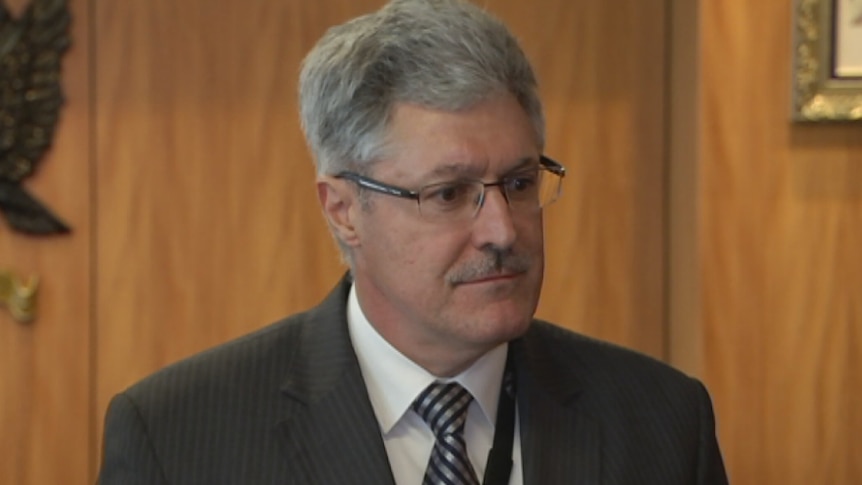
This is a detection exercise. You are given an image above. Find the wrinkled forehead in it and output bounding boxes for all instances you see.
[371,96,541,183]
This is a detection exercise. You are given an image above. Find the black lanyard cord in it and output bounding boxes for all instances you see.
[481,350,516,485]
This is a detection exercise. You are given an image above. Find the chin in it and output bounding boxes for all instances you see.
[449,278,540,341]
[471,303,534,342]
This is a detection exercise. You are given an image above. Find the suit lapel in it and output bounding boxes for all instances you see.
[513,328,602,484]
[277,277,396,485]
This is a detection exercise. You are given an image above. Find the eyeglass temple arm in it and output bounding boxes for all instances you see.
[334,172,420,199]
[540,155,566,177]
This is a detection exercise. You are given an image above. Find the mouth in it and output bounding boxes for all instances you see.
[456,271,524,286]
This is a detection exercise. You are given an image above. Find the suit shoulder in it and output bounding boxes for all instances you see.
[122,311,309,405]
[525,320,695,386]
[521,321,712,430]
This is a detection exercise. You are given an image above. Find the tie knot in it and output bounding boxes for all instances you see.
[412,382,473,438]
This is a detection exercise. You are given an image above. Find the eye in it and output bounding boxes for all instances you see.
[421,181,477,212]
[505,170,539,193]
[435,184,463,202]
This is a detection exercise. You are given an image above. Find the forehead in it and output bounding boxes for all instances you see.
[379,94,540,180]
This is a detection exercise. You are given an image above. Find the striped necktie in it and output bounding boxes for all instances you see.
[412,382,481,485]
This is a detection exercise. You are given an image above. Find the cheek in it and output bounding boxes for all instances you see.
[514,215,545,251]
[364,211,465,274]
[389,218,471,265]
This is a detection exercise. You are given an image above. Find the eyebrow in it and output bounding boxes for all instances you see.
[504,157,541,173]
[421,156,539,182]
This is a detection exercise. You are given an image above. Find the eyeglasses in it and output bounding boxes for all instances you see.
[334,155,565,223]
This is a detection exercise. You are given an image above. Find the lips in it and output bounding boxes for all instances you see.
[451,267,528,287]
[460,271,522,285]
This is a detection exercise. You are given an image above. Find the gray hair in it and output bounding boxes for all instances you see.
[299,0,545,176]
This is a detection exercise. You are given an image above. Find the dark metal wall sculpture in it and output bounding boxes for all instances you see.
[0,0,71,235]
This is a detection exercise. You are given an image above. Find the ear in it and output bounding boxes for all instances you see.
[317,177,362,248]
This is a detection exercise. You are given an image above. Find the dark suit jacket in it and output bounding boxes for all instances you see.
[98,277,728,484]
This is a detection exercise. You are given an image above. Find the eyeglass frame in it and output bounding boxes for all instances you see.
[333,155,566,220]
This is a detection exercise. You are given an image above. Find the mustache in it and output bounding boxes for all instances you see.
[447,248,532,285]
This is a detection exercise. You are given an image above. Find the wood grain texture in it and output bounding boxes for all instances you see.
[668,0,703,376]
[690,0,862,483]
[0,0,91,483]
[93,0,374,436]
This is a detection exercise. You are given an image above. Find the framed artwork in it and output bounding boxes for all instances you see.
[792,0,862,121]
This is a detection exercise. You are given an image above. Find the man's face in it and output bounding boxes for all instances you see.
[330,93,545,375]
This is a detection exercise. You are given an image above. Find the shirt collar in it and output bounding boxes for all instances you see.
[347,283,508,434]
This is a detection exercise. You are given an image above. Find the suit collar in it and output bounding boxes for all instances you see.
[279,273,357,402]
[277,274,396,485]
[513,326,602,483]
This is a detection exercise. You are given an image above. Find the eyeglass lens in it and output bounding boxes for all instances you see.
[416,169,561,221]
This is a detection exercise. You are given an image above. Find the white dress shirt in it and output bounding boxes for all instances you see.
[347,284,523,485]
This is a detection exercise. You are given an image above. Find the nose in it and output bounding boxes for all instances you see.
[471,186,517,250]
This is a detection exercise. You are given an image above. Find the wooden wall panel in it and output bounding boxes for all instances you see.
[671,0,862,483]
[0,0,91,483]
[93,0,375,448]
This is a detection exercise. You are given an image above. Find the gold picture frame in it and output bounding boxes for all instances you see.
[792,0,862,121]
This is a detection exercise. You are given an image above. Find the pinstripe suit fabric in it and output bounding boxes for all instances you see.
[97,276,728,484]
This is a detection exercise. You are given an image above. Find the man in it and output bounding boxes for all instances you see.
[98,0,728,483]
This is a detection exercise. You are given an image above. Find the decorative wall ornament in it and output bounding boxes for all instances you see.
[0,268,37,322]
[792,0,862,121]
[0,0,72,234]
